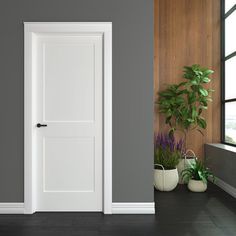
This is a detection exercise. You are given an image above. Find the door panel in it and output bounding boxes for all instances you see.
[43,42,95,122]
[35,34,103,211]
[43,137,95,192]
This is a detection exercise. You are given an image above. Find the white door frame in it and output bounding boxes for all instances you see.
[24,22,112,214]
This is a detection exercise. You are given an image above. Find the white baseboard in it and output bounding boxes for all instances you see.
[0,202,156,214]
[112,202,155,214]
[213,177,236,198]
[0,203,24,214]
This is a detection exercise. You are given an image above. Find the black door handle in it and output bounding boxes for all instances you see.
[37,123,47,128]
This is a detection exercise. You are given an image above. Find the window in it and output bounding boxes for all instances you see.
[222,0,236,145]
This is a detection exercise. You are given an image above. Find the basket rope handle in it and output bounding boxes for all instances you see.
[184,149,197,160]
[183,149,197,169]
[154,164,165,191]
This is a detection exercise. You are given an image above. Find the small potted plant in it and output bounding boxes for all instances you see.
[181,159,215,192]
[156,64,214,180]
[154,133,184,191]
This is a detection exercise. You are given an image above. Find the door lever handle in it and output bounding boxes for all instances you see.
[37,123,48,128]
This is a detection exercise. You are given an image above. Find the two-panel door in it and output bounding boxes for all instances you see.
[34,33,103,211]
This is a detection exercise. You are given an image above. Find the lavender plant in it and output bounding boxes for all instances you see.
[154,133,184,170]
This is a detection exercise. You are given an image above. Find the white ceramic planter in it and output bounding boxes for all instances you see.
[188,179,207,192]
[154,167,179,191]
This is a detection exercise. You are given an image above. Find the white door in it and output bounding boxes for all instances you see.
[34,33,103,211]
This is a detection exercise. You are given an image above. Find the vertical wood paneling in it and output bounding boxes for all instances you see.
[154,0,159,133]
[154,0,221,158]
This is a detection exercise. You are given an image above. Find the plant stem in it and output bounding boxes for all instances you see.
[184,130,187,154]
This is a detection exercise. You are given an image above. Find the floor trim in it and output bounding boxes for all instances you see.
[112,202,155,214]
[213,177,236,198]
[0,203,25,214]
[0,202,156,214]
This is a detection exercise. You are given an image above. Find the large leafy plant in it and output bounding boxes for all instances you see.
[181,159,215,184]
[154,133,184,170]
[157,64,214,148]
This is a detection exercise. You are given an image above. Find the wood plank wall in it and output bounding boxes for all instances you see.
[154,0,221,158]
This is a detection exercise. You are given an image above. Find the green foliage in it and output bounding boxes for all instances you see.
[181,159,215,184]
[157,64,214,137]
[154,147,181,170]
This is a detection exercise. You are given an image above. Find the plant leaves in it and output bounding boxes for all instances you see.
[202,77,211,83]
[197,118,207,129]
[199,88,208,96]
[156,64,214,135]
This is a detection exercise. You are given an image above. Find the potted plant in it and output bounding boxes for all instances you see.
[181,159,215,192]
[156,64,214,180]
[154,133,184,191]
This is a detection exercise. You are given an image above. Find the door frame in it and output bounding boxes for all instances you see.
[24,22,112,214]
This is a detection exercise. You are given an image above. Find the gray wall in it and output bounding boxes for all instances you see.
[205,144,236,188]
[0,0,154,202]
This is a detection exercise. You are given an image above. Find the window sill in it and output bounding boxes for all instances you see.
[206,143,236,154]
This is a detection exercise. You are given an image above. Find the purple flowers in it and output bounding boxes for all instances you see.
[154,132,184,169]
[154,133,185,155]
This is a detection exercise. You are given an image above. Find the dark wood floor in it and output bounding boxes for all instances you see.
[0,184,236,235]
